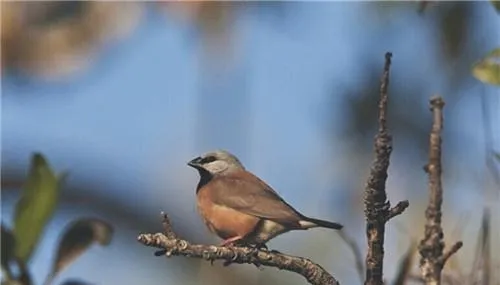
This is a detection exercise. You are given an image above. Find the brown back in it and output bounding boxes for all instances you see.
[206,171,303,226]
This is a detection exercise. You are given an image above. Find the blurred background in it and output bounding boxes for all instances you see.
[1,2,499,285]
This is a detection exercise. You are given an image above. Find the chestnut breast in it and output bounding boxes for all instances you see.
[197,185,261,240]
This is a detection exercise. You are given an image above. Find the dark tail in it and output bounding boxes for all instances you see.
[300,216,343,230]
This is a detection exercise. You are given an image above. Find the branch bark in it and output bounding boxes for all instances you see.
[418,97,463,285]
[137,213,340,285]
[363,52,409,285]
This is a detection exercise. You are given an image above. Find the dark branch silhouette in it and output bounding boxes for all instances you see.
[137,213,340,285]
[419,97,463,284]
[363,52,409,285]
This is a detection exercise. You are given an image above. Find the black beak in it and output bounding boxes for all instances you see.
[187,156,202,168]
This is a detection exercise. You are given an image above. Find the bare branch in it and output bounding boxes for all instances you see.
[160,212,177,239]
[419,96,462,284]
[364,52,408,285]
[386,201,410,222]
[440,242,463,265]
[138,214,340,285]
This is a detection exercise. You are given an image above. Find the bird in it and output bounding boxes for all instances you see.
[187,149,343,247]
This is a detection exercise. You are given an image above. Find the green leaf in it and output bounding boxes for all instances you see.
[472,48,500,85]
[491,0,500,13]
[45,218,113,284]
[13,153,64,263]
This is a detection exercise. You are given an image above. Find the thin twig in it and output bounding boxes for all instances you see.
[137,213,340,285]
[480,91,500,194]
[392,242,417,285]
[440,241,463,265]
[338,230,364,284]
[363,52,409,285]
[161,212,177,239]
[386,201,410,222]
[469,208,491,285]
[419,96,462,285]
[480,208,490,285]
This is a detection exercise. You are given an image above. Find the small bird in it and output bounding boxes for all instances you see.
[188,149,343,247]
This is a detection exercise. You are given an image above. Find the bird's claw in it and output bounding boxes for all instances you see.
[256,243,268,250]
[249,247,260,257]
[253,243,281,254]
[254,243,281,255]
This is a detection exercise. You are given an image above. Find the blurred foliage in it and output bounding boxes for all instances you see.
[159,1,236,58]
[0,2,142,79]
[45,218,113,285]
[491,0,500,13]
[439,2,469,63]
[0,1,289,80]
[1,225,16,280]
[335,1,498,163]
[0,1,233,79]
[329,2,470,157]
[470,2,500,86]
[1,154,113,285]
[472,48,500,86]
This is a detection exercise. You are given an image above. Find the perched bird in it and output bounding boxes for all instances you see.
[188,149,343,246]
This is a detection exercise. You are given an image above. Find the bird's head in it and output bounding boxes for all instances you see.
[187,149,245,175]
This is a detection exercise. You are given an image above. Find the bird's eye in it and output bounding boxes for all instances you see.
[200,156,217,164]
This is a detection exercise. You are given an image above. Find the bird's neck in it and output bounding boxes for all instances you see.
[196,169,213,193]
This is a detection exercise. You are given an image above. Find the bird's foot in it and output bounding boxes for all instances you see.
[220,236,243,247]
[250,243,281,254]
[254,243,268,250]
[248,245,270,270]
[248,246,260,257]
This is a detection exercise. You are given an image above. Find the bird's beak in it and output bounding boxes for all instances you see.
[187,156,202,168]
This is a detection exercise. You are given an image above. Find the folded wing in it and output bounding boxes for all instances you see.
[209,172,303,226]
